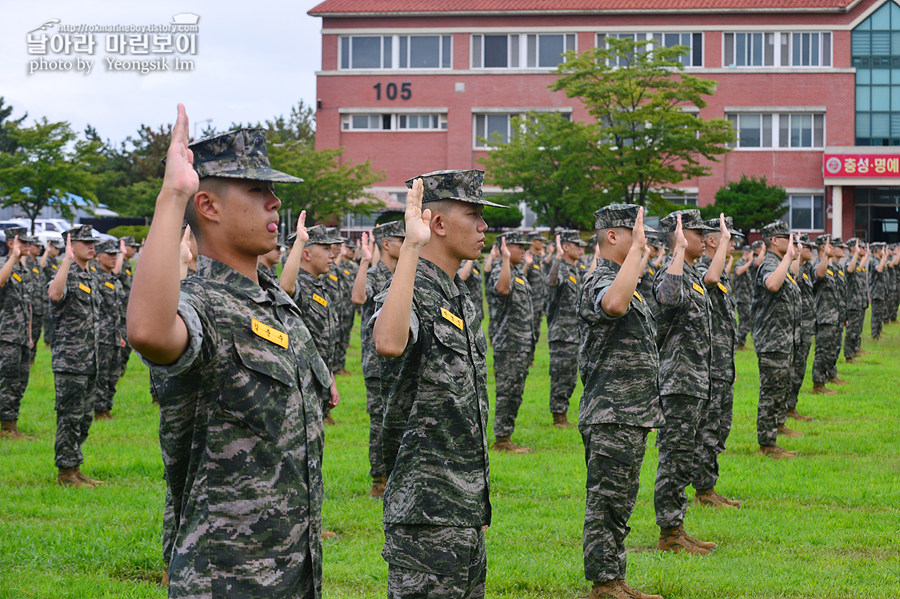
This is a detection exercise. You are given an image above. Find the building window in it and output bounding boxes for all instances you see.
[726,113,824,148]
[596,32,703,67]
[853,1,900,145]
[472,34,575,69]
[341,113,448,131]
[340,35,452,69]
[723,32,831,67]
[785,194,825,231]
[473,111,571,148]
[662,193,698,207]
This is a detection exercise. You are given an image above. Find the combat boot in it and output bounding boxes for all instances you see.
[321,530,337,540]
[827,376,848,385]
[787,408,814,422]
[758,445,798,459]
[712,489,742,508]
[552,412,574,429]
[492,436,532,454]
[370,475,386,498]
[588,580,632,599]
[323,414,337,426]
[75,466,105,486]
[693,488,723,508]
[811,383,836,395]
[777,424,804,438]
[736,343,747,351]
[683,528,717,550]
[159,570,169,587]
[657,525,710,555]
[57,467,93,488]
[0,420,35,440]
[94,410,113,420]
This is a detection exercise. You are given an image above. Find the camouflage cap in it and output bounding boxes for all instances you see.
[95,239,120,254]
[845,237,860,248]
[871,241,887,250]
[304,225,343,246]
[120,235,142,247]
[526,231,549,242]
[63,225,95,242]
[559,229,588,247]
[51,238,66,250]
[187,128,302,183]
[326,227,344,244]
[406,169,506,208]
[345,239,357,250]
[497,231,530,246]
[22,235,41,245]
[761,220,791,239]
[702,216,741,237]
[587,233,598,246]
[831,237,847,248]
[796,232,816,247]
[751,240,765,250]
[373,220,406,245]
[814,233,831,247]
[2,227,27,241]
[659,209,716,233]
[594,203,658,232]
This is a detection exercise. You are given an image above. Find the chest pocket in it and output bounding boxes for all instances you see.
[421,314,471,395]
[226,327,297,442]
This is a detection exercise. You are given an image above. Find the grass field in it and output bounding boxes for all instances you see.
[2,311,899,599]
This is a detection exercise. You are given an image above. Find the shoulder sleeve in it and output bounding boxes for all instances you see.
[140,291,206,377]
[372,287,420,345]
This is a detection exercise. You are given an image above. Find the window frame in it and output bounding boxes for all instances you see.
[339,34,453,70]
[595,32,704,67]
[472,110,572,149]
[723,31,832,68]
[471,33,575,69]
[726,112,825,149]
[341,112,448,132]
[784,193,826,231]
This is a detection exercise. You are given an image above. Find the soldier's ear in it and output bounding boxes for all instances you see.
[193,189,221,224]
[429,211,447,238]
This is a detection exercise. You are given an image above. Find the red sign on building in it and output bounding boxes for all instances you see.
[823,153,900,177]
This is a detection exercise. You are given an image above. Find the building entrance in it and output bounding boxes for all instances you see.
[854,187,900,243]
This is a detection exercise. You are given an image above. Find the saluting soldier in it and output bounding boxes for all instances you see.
[487,230,535,454]
[40,239,65,345]
[545,229,587,428]
[841,238,867,362]
[811,235,844,394]
[887,244,900,323]
[22,236,45,363]
[525,231,549,364]
[0,229,35,439]
[92,239,126,420]
[787,234,816,422]
[868,242,890,340]
[732,244,754,349]
[459,257,485,324]
[578,204,663,599]
[334,239,359,375]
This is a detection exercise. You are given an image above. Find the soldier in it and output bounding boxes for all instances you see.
[887,244,900,323]
[0,229,35,439]
[351,219,404,497]
[787,234,816,421]
[22,236,45,363]
[258,245,281,278]
[751,221,801,459]
[732,244,755,349]
[652,209,719,554]
[40,239,65,345]
[114,236,141,385]
[487,230,535,454]
[841,239,867,363]
[545,230,587,428]
[811,235,844,394]
[525,231,549,364]
[93,239,126,420]
[692,217,742,509]
[373,170,496,599]
[868,242,890,340]
[48,224,103,487]
[458,257,485,324]
[578,204,663,599]
[324,228,351,376]
[128,112,333,598]
[334,238,359,375]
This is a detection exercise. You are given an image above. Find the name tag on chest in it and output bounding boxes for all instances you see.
[104,281,115,290]
[440,307,464,330]
[12,273,21,283]
[717,282,728,294]
[692,282,705,295]
[568,275,577,284]
[312,293,328,307]
[251,318,289,349]
[328,274,338,282]
[78,283,91,294]
[633,290,643,303]
[515,277,525,286]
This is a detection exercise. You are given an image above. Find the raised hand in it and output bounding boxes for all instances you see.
[179,225,194,267]
[65,233,74,261]
[359,231,373,262]
[524,250,533,268]
[8,236,22,261]
[632,207,646,251]
[500,237,511,260]
[119,238,127,254]
[294,210,309,247]
[555,234,564,257]
[489,243,500,260]
[161,104,199,204]
[673,213,687,253]
[719,212,731,242]
[787,233,797,259]
[403,178,431,248]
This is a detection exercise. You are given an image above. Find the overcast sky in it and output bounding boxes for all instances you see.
[1,1,324,146]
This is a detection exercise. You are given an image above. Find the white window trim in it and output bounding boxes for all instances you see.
[595,31,704,68]
[470,33,575,70]
[338,34,452,71]
[726,112,826,150]
[341,112,448,132]
[722,31,832,69]
[472,109,573,150]
[784,192,827,232]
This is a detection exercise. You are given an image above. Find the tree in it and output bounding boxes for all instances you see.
[0,118,101,233]
[0,97,27,154]
[702,175,788,238]
[551,37,735,212]
[479,112,600,231]
[482,202,524,230]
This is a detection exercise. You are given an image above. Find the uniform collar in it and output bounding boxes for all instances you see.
[197,255,290,306]
[419,257,464,299]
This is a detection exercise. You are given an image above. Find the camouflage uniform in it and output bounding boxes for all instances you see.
[525,256,547,360]
[868,247,888,339]
[93,243,126,414]
[24,252,44,362]
[888,254,900,323]
[636,262,659,319]
[692,242,737,493]
[487,233,535,440]
[42,250,61,343]
[377,256,492,599]
[322,262,344,367]
[546,240,584,417]
[577,204,663,585]
[0,234,33,424]
[462,259,485,324]
[292,266,339,410]
[335,257,359,371]
[790,255,815,410]
[842,241,868,360]
[751,226,802,448]
[733,256,754,346]
[50,227,101,470]
[142,256,331,598]
[811,246,842,385]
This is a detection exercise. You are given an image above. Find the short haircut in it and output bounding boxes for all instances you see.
[187,177,233,241]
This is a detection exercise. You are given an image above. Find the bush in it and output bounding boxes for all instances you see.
[106,225,150,242]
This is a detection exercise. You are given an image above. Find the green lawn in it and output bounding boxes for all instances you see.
[2,312,899,599]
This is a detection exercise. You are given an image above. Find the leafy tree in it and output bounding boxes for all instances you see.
[479,112,600,231]
[482,202,524,230]
[702,175,788,238]
[551,36,735,212]
[0,118,101,233]
[0,97,27,153]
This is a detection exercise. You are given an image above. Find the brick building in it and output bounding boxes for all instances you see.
[310,0,900,241]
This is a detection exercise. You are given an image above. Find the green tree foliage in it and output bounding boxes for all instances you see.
[482,202,524,230]
[702,175,788,238]
[551,37,735,212]
[0,118,101,233]
[479,112,599,231]
[0,97,27,153]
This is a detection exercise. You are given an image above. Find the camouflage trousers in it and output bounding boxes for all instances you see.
[54,372,98,468]
[871,300,885,339]
[0,342,31,421]
[493,349,531,438]
[843,310,865,360]
[736,302,752,346]
[756,351,792,447]
[530,308,543,361]
[384,523,486,599]
[549,341,579,415]
[889,289,900,322]
[365,377,385,479]
[30,314,42,362]
[692,378,734,492]
[581,424,649,583]
[789,332,813,412]
[812,324,841,384]
[654,393,709,529]
[334,308,355,372]
[94,343,121,413]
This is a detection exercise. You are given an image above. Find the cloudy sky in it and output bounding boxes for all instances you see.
[1,1,324,145]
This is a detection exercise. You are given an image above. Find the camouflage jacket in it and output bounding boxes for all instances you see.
[338,260,359,320]
[0,258,31,346]
[796,262,816,335]
[695,254,736,384]
[292,268,339,371]
[323,263,346,323]
[143,256,331,599]
[525,260,548,314]
[49,262,100,374]
[732,258,753,305]
[24,257,45,321]
[486,263,535,351]
[868,257,887,300]
[545,259,582,344]
[812,259,843,325]
[377,258,491,527]
[95,269,125,347]
[577,258,664,428]
[653,258,712,400]
[844,259,869,311]
[751,251,802,355]
[462,259,484,323]
[361,260,394,379]
[636,262,660,318]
